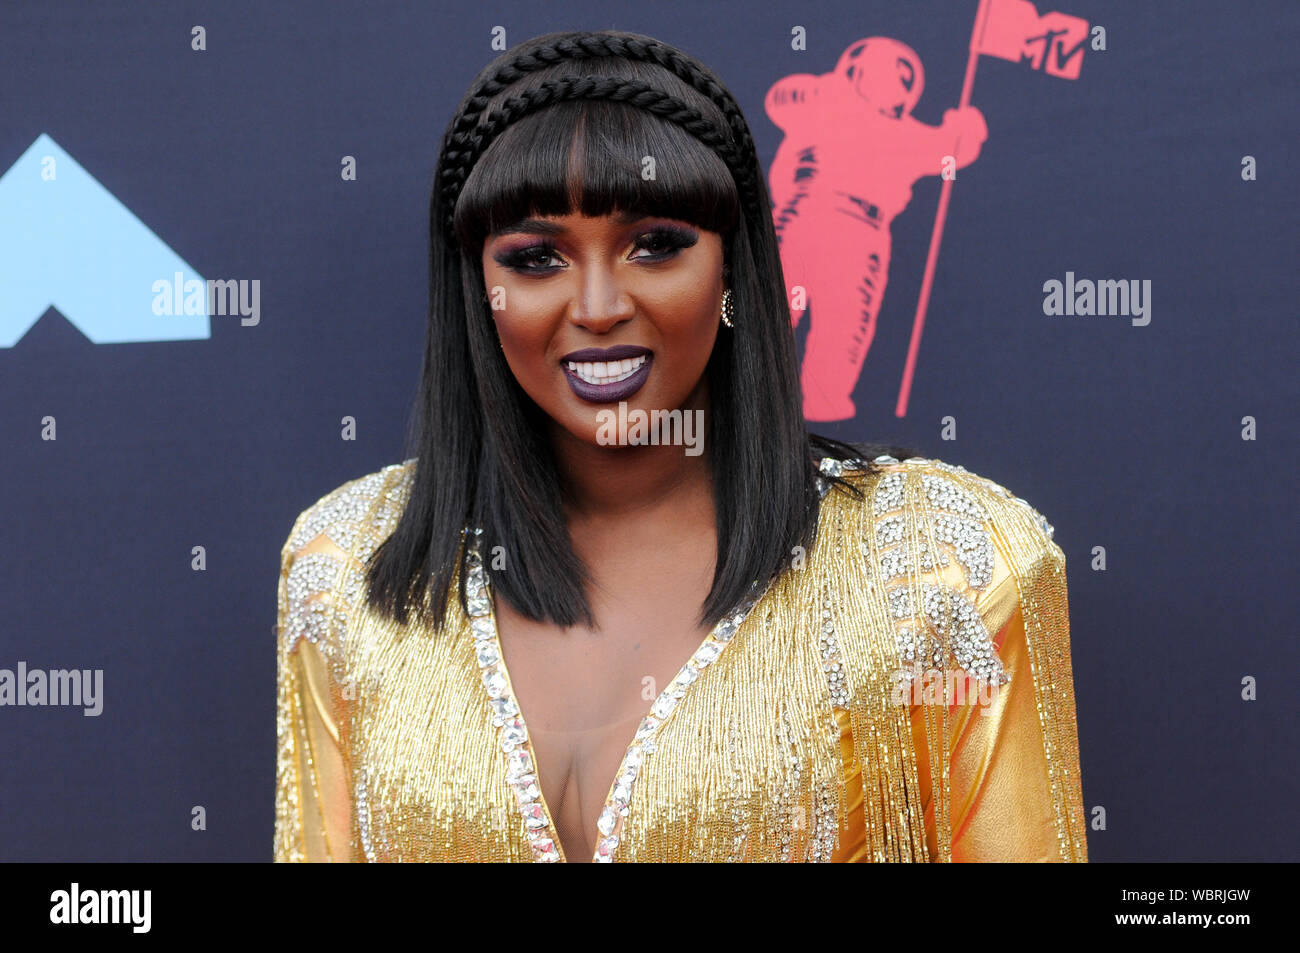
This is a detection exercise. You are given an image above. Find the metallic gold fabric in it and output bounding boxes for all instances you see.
[274,456,1088,862]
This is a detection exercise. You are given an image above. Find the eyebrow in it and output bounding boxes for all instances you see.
[492,210,648,238]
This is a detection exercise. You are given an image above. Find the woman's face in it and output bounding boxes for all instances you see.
[480,210,724,452]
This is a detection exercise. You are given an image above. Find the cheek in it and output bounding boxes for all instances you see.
[487,283,551,353]
[494,314,537,352]
[666,288,720,354]
[492,303,564,396]
[640,271,722,386]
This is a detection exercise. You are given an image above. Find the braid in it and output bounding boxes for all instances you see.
[437,32,764,240]
[440,76,760,234]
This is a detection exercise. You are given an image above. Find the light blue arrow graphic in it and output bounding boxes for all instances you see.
[0,132,209,347]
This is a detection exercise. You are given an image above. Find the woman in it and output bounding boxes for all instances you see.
[274,29,1087,862]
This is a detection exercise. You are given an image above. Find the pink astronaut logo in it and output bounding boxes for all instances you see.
[767,0,1090,421]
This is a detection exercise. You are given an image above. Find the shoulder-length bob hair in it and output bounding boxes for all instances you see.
[364,28,918,633]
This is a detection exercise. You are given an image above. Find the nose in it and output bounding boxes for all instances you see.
[568,265,635,333]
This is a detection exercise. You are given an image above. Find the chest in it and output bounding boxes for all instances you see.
[490,574,718,861]
[339,540,909,862]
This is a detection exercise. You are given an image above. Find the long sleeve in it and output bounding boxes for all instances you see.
[828,457,1088,863]
[909,488,1088,862]
[274,532,355,862]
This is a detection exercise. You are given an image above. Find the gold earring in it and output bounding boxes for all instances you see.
[721,288,735,328]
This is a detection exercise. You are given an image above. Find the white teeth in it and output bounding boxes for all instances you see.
[566,354,647,385]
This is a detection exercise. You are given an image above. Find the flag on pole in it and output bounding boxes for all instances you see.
[972,0,1089,79]
[895,0,1088,417]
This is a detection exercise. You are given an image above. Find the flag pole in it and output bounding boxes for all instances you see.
[895,0,991,417]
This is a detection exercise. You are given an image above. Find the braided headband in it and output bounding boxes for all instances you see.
[436,34,763,241]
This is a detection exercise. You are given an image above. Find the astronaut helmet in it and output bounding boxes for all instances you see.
[834,37,925,118]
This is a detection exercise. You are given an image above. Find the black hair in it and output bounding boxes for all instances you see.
[364,28,920,633]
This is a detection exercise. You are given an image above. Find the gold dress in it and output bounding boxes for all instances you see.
[274,454,1088,862]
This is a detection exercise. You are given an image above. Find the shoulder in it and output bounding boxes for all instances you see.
[818,451,1061,566]
[816,452,1066,679]
[280,458,418,564]
[276,458,418,658]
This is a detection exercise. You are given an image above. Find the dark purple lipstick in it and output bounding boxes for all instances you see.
[560,345,654,404]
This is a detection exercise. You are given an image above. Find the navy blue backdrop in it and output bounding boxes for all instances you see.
[1,0,1296,861]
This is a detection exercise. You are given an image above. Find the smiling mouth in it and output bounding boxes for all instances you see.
[559,351,654,404]
[566,355,648,385]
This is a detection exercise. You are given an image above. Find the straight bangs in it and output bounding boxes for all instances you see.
[451,62,740,255]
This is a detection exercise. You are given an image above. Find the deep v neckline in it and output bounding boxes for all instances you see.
[462,530,769,863]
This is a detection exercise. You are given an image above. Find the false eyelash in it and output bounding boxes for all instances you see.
[496,226,698,273]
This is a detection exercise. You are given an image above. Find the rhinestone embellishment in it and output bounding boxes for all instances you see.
[280,459,418,663]
[282,552,344,658]
[464,530,766,863]
[870,461,1010,687]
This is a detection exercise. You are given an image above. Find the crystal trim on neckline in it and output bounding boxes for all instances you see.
[462,529,768,863]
